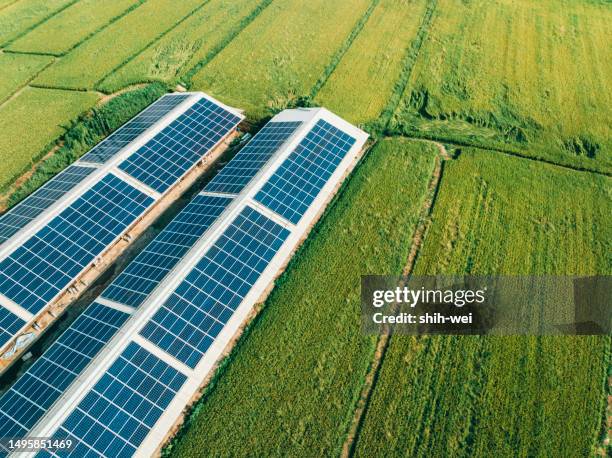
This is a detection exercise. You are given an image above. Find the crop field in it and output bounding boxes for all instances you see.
[7,0,142,55]
[166,139,438,457]
[32,0,204,90]
[314,0,427,125]
[0,53,52,102]
[98,0,266,93]
[0,87,99,190]
[0,0,75,45]
[189,0,372,118]
[354,150,611,456]
[390,0,612,173]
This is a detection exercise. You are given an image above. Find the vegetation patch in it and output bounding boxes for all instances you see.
[0,53,53,103]
[7,0,143,55]
[164,138,437,457]
[355,149,611,457]
[0,0,76,45]
[98,0,267,93]
[0,87,99,192]
[189,0,373,119]
[389,0,612,174]
[32,0,205,90]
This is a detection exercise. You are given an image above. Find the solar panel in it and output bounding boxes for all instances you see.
[47,342,186,458]
[0,302,130,449]
[0,308,25,349]
[80,94,190,164]
[255,119,356,224]
[205,121,302,195]
[0,174,154,314]
[140,206,290,368]
[0,166,96,245]
[102,194,232,308]
[118,98,242,194]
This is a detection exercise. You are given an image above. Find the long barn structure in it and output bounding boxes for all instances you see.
[0,92,243,368]
[0,105,368,457]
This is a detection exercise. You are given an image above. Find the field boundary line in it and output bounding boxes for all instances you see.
[0,0,82,48]
[0,0,21,13]
[342,140,448,457]
[2,49,58,57]
[309,0,380,99]
[181,0,275,86]
[28,82,94,93]
[0,56,56,107]
[397,132,612,178]
[379,0,437,129]
[94,1,212,92]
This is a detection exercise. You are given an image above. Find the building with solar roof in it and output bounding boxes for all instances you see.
[0,92,243,370]
[0,103,368,457]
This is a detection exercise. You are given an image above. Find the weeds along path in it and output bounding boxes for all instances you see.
[342,140,449,457]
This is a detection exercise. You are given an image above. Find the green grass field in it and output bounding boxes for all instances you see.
[0,53,52,102]
[166,139,438,457]
[315,0,427,125]
[354,150,611,457]
[0,87,99,190]
[97,0,265,93]
[7,0,141,55]
[32,0,204,90]
[189,0,372,118]
[390,0,612,173]
[0,0,75,45]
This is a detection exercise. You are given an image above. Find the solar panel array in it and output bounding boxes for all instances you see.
[102,194,233,308]
[255,119,356,224]
[45,342,186,458]
[140,206,290,368]
[0,309,25,350]
[118,98,242,193]
[0,302,130,450]
[0,166,96,246]
[80,94,190,164]
[205,121,302,195]
[0,174,154,314]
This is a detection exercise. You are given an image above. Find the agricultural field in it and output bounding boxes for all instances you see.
[390,0,612,173]
[166,139,438,457]
[0,87,99,190]
[0,52,52,102]
[0,0,74,45]
[315,0,427,125]
[354,150,611,456]
[98,0,266,93]
[189,0,373,118]
[7,0,142,55]
[32,0,205,90]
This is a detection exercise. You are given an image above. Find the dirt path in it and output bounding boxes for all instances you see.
[341,140,448,457]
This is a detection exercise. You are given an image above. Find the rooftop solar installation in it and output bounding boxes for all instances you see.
[80,94,190,164]
[0,174,154,314]
[102,194,233,308]
[0,165,96,246]
[0,308,25,350]
[46,342,187,458]
[140,205,290,368]
[118,98,242,194]
[0,302,130,450]
[255,119,356,224]
[205,121,302,195]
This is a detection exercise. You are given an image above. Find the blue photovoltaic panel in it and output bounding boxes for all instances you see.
[102,194,232,308]
[0,308,25,349]
[47,342,186,458]
[118,98,241,193]
[205,121,302,195]
[0,302,129,450]
[141,206,290,368]
[0,174,154,313]
[80,94,190,164]
[0,166,96,245]
[255,119,356,224]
